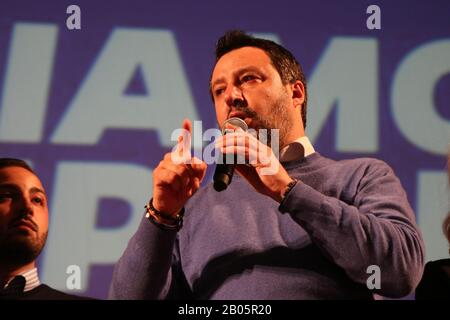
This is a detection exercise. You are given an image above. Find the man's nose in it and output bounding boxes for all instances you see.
[225,86,244,108]
[17,195,34,216]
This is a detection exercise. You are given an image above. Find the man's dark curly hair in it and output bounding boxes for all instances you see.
[212,30,308,128]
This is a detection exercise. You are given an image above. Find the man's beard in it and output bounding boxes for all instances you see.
[0,230,48,267]
[231,92,293,149]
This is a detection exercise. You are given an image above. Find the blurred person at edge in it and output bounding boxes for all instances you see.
[416,155,450,299]
[0,158,91,300]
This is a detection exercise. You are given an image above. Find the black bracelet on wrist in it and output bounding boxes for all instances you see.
[145,198,184,231]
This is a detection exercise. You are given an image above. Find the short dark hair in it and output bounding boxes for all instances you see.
[0,158,36,175]
[213,30,308,128]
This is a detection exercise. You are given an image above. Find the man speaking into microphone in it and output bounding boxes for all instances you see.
[109,30,424,300]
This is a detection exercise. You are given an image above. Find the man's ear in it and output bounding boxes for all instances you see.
[291,80,305,109]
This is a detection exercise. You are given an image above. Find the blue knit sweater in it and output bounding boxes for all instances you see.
[109,153,424,299]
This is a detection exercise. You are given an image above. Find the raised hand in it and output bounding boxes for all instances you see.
[152,119,207,217]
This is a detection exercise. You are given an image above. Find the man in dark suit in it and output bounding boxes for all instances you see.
[0,158,89,299]
[415,156,450,299]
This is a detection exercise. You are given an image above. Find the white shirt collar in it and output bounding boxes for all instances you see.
[279,136,315,162]
[3,267,40,292]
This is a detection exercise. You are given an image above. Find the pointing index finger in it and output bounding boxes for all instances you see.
[174,119,193,165]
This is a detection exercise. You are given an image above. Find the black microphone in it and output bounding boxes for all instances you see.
[213,117,248,192]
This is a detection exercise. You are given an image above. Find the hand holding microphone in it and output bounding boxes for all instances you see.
[213,117,248,191]
[214,118,294,202]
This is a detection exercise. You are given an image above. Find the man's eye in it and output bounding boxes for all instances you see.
[0,194,13,202]
[214,88,224,96]
[32,197,44,205]
[241,75,256,82]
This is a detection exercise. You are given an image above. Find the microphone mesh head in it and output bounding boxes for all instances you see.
[222,117,248,134]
